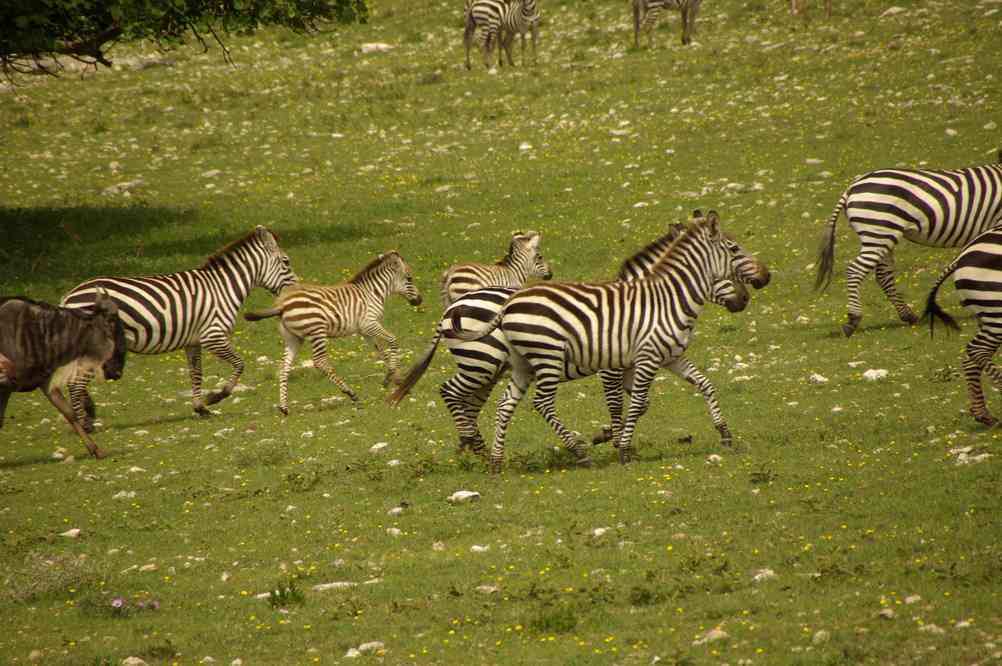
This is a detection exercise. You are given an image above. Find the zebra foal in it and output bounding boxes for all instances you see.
[925,228,1002,426]
[245,252,422,415]
[451,212,750,472]
[816,151,1002,337]
[465,0,539,70]
[61,226,297,426]
[632,0,702,48]
[441,230,552,307]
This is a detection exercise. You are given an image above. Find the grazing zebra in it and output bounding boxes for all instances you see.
[441,230,552,307]
[465,0,539,70]
[61,226,297,427]
[632,0,702,48]
[449,213,748,472]
[389,215,768,455]
[816,152,1002,337]
[925,228,1002,426]
[245,252,422,415]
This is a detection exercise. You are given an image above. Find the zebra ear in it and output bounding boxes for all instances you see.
[692,209,703,219]
[704,210,721,237]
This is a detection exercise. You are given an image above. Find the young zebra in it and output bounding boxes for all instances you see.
[632,0,703,48]
[441,230,552,307]
[925,228,1002,426]
[389,215,768,456]
[61,226,297,427]
[244,252,422,415]
[816,152,1002,337]
[465,0,539,70]
[450,213,749,472]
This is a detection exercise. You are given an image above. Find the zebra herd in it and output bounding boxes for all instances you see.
[463,0,702,70]
[14,151,1002,468]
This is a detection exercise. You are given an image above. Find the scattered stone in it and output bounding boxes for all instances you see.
[878,608,895,619]
[122,658,149,666]
[360,43,394,54]
[808,373,829,385]
[139,563,158,572]
[919,623,945,635]
[60,528,81,538]
[476,585,499,594]
[693,627,729,646]
[52,447,69,460]
[344,648,361,659]
[706,454,723,465]
[357,641,385,655]
[103,179,144,196]
[470,544,490,553]
[862,368,889,381]
[387,507,404,516]
[955,620,972,629]
[447,490,481,504]
[386,528,402,537]
[904,594,922,605]
[812,630,830,645]
[432,541,446,551]
[370,442,389,454]
[201,169,221,178]
[519,142,532,152]
[28,650,43,663]
[752,568,777,582]
[312,581,357,592]
[881,6,907,17]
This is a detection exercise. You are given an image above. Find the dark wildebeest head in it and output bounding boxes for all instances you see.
[90,292,127,381]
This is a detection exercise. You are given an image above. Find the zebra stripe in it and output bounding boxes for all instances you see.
[633,0,702,48]
[441,231,552,306]
[465,0,539,70]
[925,227,1002,426]
[61,226,297,425]
[245,252,422,415]
[816,153,1002,336]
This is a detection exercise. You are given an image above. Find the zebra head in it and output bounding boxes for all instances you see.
[384,252,423,306]
[254,227,299,295]
[510,231,553,280]
[709,279,750,313]
[689,210,770,290]
[692,211,750,313]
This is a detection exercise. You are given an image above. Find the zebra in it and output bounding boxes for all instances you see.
[925,227,1002,427]
[61,226,297,427]
[816,151,1002,337]
[391,213,762,469]
[465,0,539,70]
[441,230,552,307]
[244,252,422,415]
[632,0,702,48]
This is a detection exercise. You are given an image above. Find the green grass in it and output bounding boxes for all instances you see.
[2,0,1002,663]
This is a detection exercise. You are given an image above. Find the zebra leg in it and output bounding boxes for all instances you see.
[593,369,625,445]
[483,30,496,69]
[667,357,732,446]
[616,359,659,464]
[310,336,358,403]
[500,30,514,67]
[278,323,303,416]
[874,256,919,324]
[632,0,642,48]
[440,373,493,455]
[185,346,211,416]
[68,369,97,433]
[843,245,894,337]
[362,323,402,387]
[202,332,245,406]
[45,386,104,459]
[531,374,591,467]
[964,330,1002,426]
[489,363,532,474]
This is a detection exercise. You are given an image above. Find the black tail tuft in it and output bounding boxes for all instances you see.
[922,281,959,337]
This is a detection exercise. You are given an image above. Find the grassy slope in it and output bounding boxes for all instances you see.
[1,0,1001,663]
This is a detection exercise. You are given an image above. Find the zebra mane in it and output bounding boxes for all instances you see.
[617,224,685,279]
[201,226,277,270]
[498,231,539,266]
[349,251,401,283]
[647,218,717,276]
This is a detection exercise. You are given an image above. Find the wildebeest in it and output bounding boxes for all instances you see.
[0,293,127,459]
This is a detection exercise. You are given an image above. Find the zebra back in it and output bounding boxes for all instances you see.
[440,230,550,306]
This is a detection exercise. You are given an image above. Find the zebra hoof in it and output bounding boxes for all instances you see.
[345,390,359,402]
[488,459,503,475]
[90,446,106,460]
[618,448,633,465]
[900,310,920,325]
[204,390,229,406]
[278,406,289,417]
[194,405,212,418]
[972,411,997,427]
[592,426,613,445]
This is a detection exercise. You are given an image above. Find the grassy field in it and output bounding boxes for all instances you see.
[2,0,1002,663]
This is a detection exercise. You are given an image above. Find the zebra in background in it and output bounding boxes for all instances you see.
[61,226,297,428]
[465,0,539,70]
[816,151,1002,337]
[450,212,749,471]
[245,252,422,415]
[441,230,552,307]
[633,0,703,48]
[925,228,1002,426]
[389,214,768,456]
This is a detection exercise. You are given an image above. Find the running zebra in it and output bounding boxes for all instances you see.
[450,213,748,471]
[633,0,703,48]
[925,228,1002,426]
[465,0,539,70]
[61,226,297,427]
[244,252,422,415]
[816,152,1002,337]
[441,230,552,307]
[389,215,768,456]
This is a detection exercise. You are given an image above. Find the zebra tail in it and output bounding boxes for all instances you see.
[450,307,503,342]
[814,191,847,292]
[387,330,443,406]
[243,307,282,321]
[922,261,961,337]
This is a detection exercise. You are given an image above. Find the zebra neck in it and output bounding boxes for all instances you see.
[201,249,260,304]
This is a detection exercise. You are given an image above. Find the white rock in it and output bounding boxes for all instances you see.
[955,620,971,629]
[370,442,389,454]
[986,121,998,131]
[808,373,829,385]
[795,315,810,324]
[805,158,823,165]
[880,6,907,17]
[752,568,776,582]
[312,581,357,591]
[28,650,43,662]
[919,623,945,635]
[357,642,384,654]
[103,179,144,195]
[831,405,844,413]
[344,648,361,659]
[591,527,609,537]
[221,571,230,582]
[946,128,958,137]
[519,142,532,152]
[128,466,146,473]
[386,528,402,537]
[113,491,136,500]
[706,454,723,465]
[878,608,895,619]
[122,658,149,666]
[862,368,889,381]
[447,490,481,504]
[231,660,243,666]
[693,627,728,645]
[476,585,499,594]
[387,507,404,516]
[201,658,216,664]
[60,528,81,538]
[387,459,402,467]
[904,594,922,604]
[139,563,158,572]
[812,630,830,645]
[52,447,68,460]
[470,544,490,553]
[432,541,446,551]
[201,169,221,178]
[360,43,394,53]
